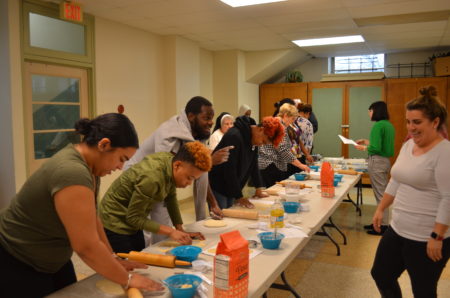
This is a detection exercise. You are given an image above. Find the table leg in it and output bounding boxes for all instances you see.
[316,225,341,256]
[269,271,301,298]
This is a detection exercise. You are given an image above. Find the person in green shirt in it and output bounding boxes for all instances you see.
[99,141,211,253]
[355,101,395,235]
[0,113,164,297]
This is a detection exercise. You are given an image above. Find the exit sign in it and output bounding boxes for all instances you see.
[60,1,83,23]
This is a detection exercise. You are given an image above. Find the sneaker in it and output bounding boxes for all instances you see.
[363,224,373,230]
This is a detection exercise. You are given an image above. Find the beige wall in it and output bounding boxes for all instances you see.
[0,0,26,208]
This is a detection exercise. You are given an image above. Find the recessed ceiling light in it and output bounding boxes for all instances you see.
[220,0,287,8]
[292,35,365,47]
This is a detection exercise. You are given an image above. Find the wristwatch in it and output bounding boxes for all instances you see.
[431,232,444,241]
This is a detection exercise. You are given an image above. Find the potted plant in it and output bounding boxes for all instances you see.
[285,70,303,83]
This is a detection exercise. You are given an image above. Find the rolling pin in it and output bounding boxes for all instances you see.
[337,169,359,175]
[276,181,312,188]
[127,288,143,298]
[222,208,259,220]
[116,251,191,267]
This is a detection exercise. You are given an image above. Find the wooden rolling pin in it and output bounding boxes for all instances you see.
[116,251,191,268]
[222,208,259,220]
[276,181,312,188]
[337,169,359,175]
[127,288,143,298]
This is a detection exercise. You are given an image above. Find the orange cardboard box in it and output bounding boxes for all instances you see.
[213,230,249,298]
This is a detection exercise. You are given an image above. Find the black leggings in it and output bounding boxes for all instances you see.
[0,244,76,298]
[260,163,292,188]
[371,226,450,298]
[104,228,145,253]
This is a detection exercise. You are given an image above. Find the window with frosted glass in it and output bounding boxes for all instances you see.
[29,12,85,55]
[31,74,81,159]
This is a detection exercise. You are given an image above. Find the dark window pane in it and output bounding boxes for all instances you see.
[32,104,80,130]
[32,75,79,103]
[34,131,80,159]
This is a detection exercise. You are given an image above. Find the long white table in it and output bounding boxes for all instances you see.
[47,173,361,298]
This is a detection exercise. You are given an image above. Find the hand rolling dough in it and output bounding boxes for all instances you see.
[203,219,227,228]
[95,279,125,295]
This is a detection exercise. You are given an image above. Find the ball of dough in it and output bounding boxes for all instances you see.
[95,279,125,295]
[203,219,227,228]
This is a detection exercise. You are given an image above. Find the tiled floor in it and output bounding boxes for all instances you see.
[72,187,450,297]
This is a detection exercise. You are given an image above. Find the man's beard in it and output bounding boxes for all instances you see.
[192,118,211,140]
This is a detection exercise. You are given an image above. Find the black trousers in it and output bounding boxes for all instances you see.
[104,228,145,253]
[0,244,76,298]
[260,163,292,188]
[371,226,450,298]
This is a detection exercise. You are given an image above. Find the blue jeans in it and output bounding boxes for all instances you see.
[212,190,235,209]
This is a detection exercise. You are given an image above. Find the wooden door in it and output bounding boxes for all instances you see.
[386,77,448,163]
[24,62,89,174]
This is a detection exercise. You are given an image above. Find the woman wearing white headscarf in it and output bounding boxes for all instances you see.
[209,112,234,150]
[238,104,256,125]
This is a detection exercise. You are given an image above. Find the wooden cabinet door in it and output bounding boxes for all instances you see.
[386,77,448,162]
[259,84,283,118]
[259,83,308,118]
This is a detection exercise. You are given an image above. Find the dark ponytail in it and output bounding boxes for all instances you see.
[75,113,139,148]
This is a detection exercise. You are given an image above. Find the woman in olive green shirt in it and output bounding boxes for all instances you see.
[0,113,163,297]
[99,141,211,253]
[356,101,395,235]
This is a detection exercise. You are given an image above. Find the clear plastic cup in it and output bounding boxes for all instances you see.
[285,182,300,194]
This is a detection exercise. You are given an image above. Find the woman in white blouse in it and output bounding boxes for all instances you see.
[209,112,234,150]
[371,86,450,298]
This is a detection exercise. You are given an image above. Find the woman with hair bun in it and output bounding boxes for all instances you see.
[370,86,450,298]
[209,116,285,209]
[0,113,163,297]
[99,141,211,252]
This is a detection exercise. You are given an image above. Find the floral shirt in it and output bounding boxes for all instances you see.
[296,117,313,153]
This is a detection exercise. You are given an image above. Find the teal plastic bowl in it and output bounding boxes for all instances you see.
[283,201,300,213]
[309,165,320,172]
[294,173,307,181]
[258,232,285,249]
[164,274,202,298]
[333,179,339,187]
[170,245,202,262]
[334,174,343,182]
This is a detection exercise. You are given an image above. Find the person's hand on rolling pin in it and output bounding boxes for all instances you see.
[306,154,314,164]
[211,146,234,165]
[116,257,148,271]
[254,188,269,199]
[210,204,224,219]
[128,273,164,292]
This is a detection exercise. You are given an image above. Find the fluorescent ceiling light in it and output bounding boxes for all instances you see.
[220,0,287,7]
[292,35,365,47]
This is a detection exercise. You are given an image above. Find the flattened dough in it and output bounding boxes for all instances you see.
[203,219,227,228]
[96,279,125,295]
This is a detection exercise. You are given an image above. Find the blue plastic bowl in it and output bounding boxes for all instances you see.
[164,274,202,298]
[309,165,320,172]
[294,173,307,181]
[333,179,339,187]
[258,232,285,249]
[170,245,202,262]
[283,201,300,213]
[334,174,343,182]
